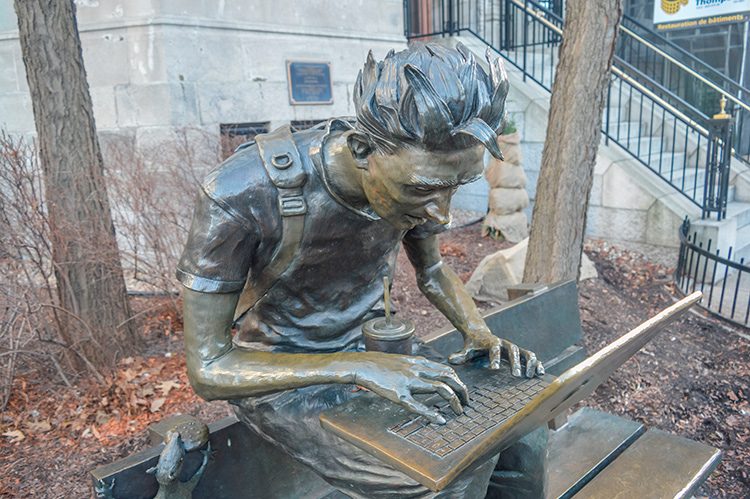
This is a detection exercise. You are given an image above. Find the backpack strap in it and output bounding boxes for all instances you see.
[234,125,307,321]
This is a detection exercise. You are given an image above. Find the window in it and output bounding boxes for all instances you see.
[219,122,270,160]
[290,120,326,132]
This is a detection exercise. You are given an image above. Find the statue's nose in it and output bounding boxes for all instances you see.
[425,199,451,225]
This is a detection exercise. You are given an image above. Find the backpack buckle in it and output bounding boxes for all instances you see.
[272,153,293,170]
[278,193,307,216]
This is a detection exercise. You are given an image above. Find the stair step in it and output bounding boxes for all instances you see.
[736,221,750,247]
[643,152,691,174]
[605,121,646,140]
[727,223,750,266]
[648,159,695,176]
[663,169,704,199]
[617,136,669,158]
[726,202,750,228]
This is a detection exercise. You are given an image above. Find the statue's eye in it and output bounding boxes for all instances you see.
[411,186,433,194]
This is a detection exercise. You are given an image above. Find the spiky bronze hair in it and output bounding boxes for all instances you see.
[353,42,509,160]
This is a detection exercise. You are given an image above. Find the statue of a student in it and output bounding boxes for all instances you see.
[177,43,546,498]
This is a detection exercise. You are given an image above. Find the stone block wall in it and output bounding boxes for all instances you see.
[0,0,407,154]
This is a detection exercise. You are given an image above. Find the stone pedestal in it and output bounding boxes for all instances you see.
[466,238,598,303]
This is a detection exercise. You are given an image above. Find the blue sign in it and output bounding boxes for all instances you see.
[287,61,333,105]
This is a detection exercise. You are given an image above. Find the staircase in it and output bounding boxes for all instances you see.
[405,0,750,258]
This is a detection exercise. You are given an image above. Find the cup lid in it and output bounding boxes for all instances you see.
[362,317,415,341]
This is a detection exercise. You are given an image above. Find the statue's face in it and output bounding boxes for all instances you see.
[362,144,485,230]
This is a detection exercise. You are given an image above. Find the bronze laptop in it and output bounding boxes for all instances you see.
[319,292,701,492]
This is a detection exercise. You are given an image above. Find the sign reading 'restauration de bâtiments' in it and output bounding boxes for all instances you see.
[654,0,750,30]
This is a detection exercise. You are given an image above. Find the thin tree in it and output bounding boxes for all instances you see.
[14,0,140,373]
[523,0,623,284]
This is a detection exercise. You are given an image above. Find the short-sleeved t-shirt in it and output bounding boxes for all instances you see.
[177,120,447,353]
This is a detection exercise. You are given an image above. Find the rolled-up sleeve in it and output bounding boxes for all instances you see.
[176,189,258,293]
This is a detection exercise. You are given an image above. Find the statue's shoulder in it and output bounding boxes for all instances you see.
[200,141,275,208]
[202,127,325,215]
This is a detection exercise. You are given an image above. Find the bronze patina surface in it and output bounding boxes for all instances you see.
[148,414,209,452]
[178,43,547,497]
[573,429,722,499]
[319,292,701,491]
[545,407,644,498]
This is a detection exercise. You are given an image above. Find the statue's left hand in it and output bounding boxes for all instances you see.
[448,327,544,378]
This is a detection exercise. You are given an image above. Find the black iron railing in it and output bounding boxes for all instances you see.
[676,218,750,326]
[616,15,750,166]
[403,0,737,219]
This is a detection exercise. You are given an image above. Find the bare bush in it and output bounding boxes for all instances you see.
[0,132,73,409]
[104,129,217,299]
[0,128,218,409]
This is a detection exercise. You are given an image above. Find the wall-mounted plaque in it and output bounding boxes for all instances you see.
[287,61,333,105]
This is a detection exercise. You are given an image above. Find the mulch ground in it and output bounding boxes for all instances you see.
[578,240,750,498]
[1,224,748,498]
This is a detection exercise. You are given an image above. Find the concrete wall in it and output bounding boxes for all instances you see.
[0,0,407,151]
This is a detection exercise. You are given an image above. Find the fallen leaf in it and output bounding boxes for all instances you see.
[150,398,166,413]
[3,430,25,443]
[726,415,741,427]
[95,410,110,426]
[26,421,52,433]
[123,368,138,381]
[157,380,180,396]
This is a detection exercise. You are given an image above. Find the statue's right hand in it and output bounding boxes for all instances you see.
[350,353,469,424]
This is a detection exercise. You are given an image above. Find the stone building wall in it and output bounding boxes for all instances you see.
[0,0,407,152]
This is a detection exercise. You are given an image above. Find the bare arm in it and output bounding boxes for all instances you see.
[403,234,543,377]
[182,289,354,399]
[182,288,468,422]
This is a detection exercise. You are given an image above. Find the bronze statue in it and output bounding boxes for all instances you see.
[178,43,545,497]
[146,432,211,499]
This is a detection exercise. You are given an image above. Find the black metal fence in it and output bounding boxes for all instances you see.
[617,15,750,165]
[675,218,750,327]
[403,0,736,220]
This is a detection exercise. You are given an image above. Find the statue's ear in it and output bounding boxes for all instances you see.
[345,131,373,167]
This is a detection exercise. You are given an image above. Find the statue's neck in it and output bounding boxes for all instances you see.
[321,132,368,209]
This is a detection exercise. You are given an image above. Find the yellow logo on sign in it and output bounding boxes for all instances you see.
[661,0,689,14]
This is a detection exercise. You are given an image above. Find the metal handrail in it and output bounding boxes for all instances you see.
[618,25,750,114]
[609,65,710,136]
[621,14,749,99]
[502,0,748,165]
[510,3,750,109]
[539,0,743,170]
[403,0,735,218]
[504,0,749,114]
[482,0,710,137]
[509,0,561,32]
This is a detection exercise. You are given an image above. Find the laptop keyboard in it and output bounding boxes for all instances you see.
[388,371,549,457]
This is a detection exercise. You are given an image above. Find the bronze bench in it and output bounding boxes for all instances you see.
[91,281,720,498]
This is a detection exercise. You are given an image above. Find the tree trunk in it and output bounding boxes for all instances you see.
[14,0,139,372]
[523,0,622,284]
